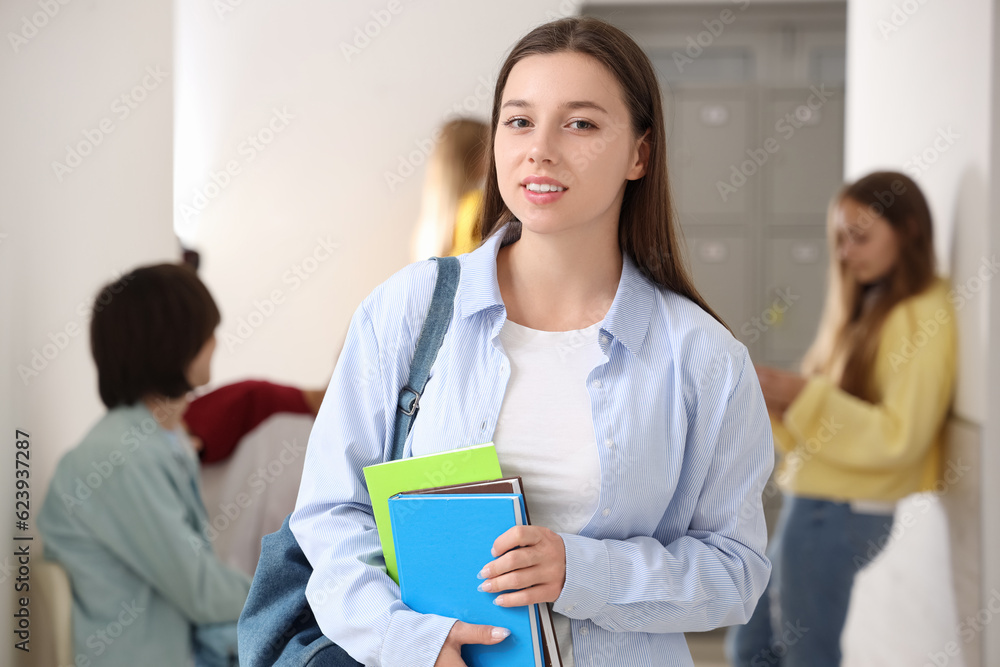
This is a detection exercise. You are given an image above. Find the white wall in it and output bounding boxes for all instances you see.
[2,1,574,662]
[0,1,176,664]
[841,1,997,665]
[174,0,575,389]
[987,1,1000,662]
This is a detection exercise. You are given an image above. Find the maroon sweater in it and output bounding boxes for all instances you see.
[184,380,312,464]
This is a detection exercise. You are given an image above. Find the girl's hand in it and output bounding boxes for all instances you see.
[434,621,511,667]
[477,525,566,607]
[755,365,808,416]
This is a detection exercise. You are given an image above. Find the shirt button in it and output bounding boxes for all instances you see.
[566,604,575,612]
[602,508,610,517]
[580,627,589,636]
[605,438,614,448]
[591,380,601,389]
[600,335,609,345]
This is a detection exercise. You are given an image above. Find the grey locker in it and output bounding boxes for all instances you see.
[683,232,752,345]
[670,89,754,221]
[761,88,844,221]
[763,234,829,364]
[652,50,755,85]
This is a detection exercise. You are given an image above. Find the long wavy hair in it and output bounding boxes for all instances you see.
[801,171,937,400]
[478,17,728,332]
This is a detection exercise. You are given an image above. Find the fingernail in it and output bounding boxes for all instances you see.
[478,580,493,592]
[491,627,511,640]
[493,595,505,606]
[490,547,498,558]
[477,566,490,580]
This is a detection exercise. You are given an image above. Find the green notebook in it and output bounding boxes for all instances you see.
[363,442,502,583]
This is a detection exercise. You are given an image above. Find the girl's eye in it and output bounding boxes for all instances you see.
[569,120,595,130]
[501,118,530,129]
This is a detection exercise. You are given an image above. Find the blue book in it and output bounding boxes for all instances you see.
[389,493,543,667]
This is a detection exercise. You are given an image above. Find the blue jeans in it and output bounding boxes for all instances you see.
[725,495,894,667]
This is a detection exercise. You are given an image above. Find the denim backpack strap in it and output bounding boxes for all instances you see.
[238,256,460,667]
[391,255,460,461]
[238,514,360,667]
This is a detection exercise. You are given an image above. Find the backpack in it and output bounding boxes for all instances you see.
[237,256,461,666]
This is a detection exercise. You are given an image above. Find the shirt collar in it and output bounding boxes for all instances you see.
[457,222,655,356]
[121,400,200,462]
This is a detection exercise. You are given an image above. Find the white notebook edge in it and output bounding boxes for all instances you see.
[539,602,563,667]
[511,498,543,667]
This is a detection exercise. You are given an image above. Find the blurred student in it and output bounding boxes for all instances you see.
[410,117,489,260]
[39,264,250,667]
[727,171,957,667]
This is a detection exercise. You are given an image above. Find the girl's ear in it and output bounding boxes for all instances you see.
[627,129,652,181]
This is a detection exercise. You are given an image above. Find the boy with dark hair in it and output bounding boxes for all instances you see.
[39,263,250,667]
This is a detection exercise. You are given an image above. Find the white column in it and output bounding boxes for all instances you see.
[0,1,176,665]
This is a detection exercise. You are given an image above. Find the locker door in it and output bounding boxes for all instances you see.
[761,88,844,223]
[671,89,754,223]
[763,234,828,365]
[684,233,752,346]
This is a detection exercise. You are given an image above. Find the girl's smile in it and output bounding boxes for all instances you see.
[521,175,568,205]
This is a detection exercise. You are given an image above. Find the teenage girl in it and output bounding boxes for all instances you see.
[291,17,774,667]
[727,171,957,667]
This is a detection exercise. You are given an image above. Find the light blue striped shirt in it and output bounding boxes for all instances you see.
[290,223,773,667]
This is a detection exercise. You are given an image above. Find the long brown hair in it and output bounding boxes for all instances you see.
[478,17,728,332]
[802,171,936,400]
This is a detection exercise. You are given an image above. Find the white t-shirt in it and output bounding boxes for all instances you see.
[492,318,605,667]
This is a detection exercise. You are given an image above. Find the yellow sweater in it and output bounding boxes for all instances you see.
[771,276,957,502]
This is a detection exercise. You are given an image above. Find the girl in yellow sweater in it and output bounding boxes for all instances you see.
[727,171,957,667]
